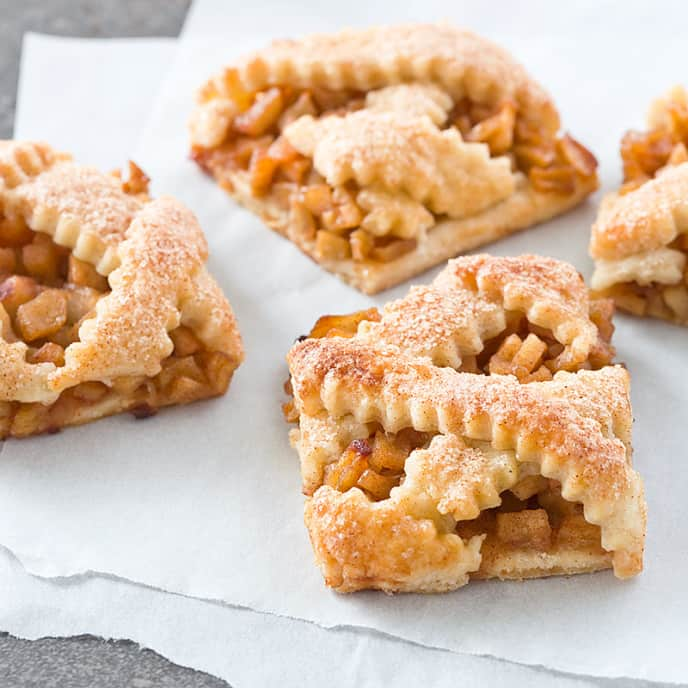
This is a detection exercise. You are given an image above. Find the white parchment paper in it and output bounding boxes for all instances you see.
[3,548,613,688]
[4,33,614,688]
[2,3,687,682]
[14,34,176,167]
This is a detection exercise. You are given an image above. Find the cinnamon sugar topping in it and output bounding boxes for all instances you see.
[0,140,244,437]
[287,254,645,592]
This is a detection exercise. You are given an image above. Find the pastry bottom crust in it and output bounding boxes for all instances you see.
[0,350,240,439]
[226,173,597,294]
[305,482,613,594]
[473,544,612,581]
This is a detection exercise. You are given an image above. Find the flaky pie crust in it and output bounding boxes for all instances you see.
[286,255,645,593]
[590,87,688,325]
[190,24,598,294]
[0,140,243,433]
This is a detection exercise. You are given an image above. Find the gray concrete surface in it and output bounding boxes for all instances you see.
[0,3,235,686]
[0,633,229,688]
[0,0,191,138]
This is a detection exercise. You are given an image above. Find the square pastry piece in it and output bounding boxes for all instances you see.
[190,24,598,294]
[590,86,688,325]
[0,141,243,438]
[286,255,646,593]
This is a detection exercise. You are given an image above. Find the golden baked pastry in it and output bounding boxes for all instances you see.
[285,255,646,593]
[190,24,598,294]
[590,86,688,325]
[0,141,243,438]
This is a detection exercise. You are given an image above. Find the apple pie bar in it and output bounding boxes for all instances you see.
[0,140,243,438]
[190,24,598,294]
[590,86,688,325]
[285,255,646,592]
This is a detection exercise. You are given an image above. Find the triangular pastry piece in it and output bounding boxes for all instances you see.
[0,141,243,438]
[285,255,646,593]
[590,86,688,325]
[190,24,598,294]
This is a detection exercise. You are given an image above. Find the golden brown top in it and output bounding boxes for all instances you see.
[235,23,559,130]
[284,110,516,218]
[288,336,645,578]
[359,254,605,370]
[0,140,68,189]
[0,140,243,403]
[590,162,688,260]
[288,255,645,579]
[16,163,143,247]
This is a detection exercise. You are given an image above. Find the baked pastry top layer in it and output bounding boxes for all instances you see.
[286,255,645,593]
[191,24,598,293]
[590,86,688,325]
[0,140,243,437]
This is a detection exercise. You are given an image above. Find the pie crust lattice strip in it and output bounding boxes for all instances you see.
[590,85,688,325]
[285,255,646,593]
[0,141,244,438]
[190,23,599,294]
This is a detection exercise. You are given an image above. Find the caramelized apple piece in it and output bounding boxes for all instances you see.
[0,247,16,274]
[0,216,34,247]
[367,431,408,473]
[310,88,356,112]
[315,230,351,260]
[72,381,109,402]
[221,67,253,111]
[0,303,17,342]
[664,284,688,320]
[279,157,311,184]
[287,201,317,243]
[67,256,109,291]
[605,285,647,316]
[356,469,400,501]
[165,375,208,403]
[195,350,235,395]
[120,161,150,196]
[16,289,68,341]
[620,128,674,183]
[28,342,65,366]
[234,87,284,137]
[278,91,317,130]
[668,142,688,166]
[22,241,61,283]
[496,509,551,550]
[510,474,549,500]
[50,322,82,348]
[349,229,374,261]
[455,510,497,540]
[0,275,38,317]
[320,188,363,233]
[248,148,279,195]
[307,308,380,339]
[556,513,601,548]
[169,326,201,357]
[466,101,516,155]
[528,165,577,194]
[558,134,598,177]
[514,143,556,170]
[369,238,417,263]
[302,185,333,216]
[489,332,548,381]
[324,446,368,492]
[65,286,100,324]
[155,355,206,392]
